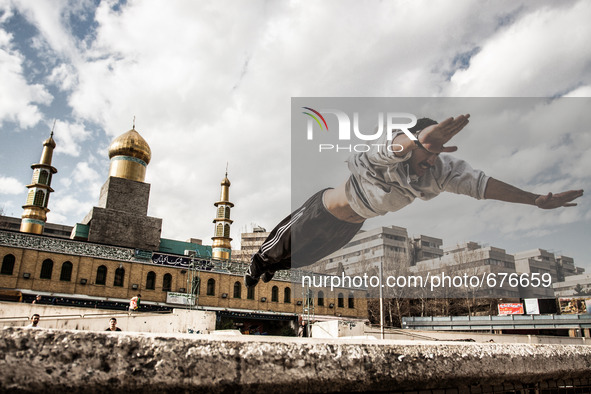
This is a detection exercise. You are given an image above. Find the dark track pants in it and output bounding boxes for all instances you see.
[253,189,364,271]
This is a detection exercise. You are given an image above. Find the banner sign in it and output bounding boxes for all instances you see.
[559,297,590,314]
[498,303,524,315]
[151,253,213,270]
[524,298,540,315]
[166,292,196,306]
[134,249,153,260]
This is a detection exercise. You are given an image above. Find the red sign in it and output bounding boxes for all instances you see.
[498,303,524,315]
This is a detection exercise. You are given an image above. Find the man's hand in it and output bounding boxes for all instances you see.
[418,114,470,153]
[535,190,584,209]
[484,178,584,209]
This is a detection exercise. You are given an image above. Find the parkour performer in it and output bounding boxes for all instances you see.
[245,114,584,288]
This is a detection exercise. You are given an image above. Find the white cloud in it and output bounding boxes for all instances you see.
[0,176,24,194]
[49,194,92,220]
[564,85,591,97]
[72,161,99,182]
[0,29,52,128]
[0,3,13,23]
[10,0,81,60]
[48,63,77,91]
[446,1,591,97]
[69,161,102,198]
[52,120,91,157]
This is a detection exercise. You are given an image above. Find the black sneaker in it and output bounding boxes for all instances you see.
[244,257,265,288]
[260,271,275,283]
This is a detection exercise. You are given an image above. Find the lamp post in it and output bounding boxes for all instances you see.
[379,260,384,340]
[185,250,200,310]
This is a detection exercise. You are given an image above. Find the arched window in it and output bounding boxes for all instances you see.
[146,271,156,290]
[38,170,49,185]
[284,287,291,304]
[114,267,125,287]
[223,224,230,238]
[206,278,215,296]
[216,223,223,237]
[33,190,45,207]
[247,286,255,300]
[59,261,73,281]
[217,206,225,218]
[96,265,107,285]
[348,293,355,309]
[224,206,230,219]
[1,254,15,275]
[338,293,344,308]
[271,286,279,302]
[317,291,325,307]
[163,273,172,291]
[40,259,53,279]
[233,281,241,299]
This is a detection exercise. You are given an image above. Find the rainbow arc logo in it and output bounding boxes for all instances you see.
[302,107,328,131]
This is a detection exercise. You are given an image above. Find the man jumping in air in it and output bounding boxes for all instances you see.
[245,114,584,288]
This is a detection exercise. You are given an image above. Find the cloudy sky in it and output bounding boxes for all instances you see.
[0,0,590,269]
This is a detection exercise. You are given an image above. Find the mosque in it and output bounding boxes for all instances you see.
[0,125,368,335]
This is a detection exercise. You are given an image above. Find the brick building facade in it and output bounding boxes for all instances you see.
[0,126,368,335]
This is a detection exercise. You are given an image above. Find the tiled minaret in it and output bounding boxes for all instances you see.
[20,130,57,234]
[211,170,233,260]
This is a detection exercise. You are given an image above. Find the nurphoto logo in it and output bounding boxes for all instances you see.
[302,107,418,153]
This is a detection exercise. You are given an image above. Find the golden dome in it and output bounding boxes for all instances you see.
[221,176,231,186]
[108,128,151,164]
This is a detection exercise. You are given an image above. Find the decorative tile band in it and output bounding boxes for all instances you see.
[0,230,134,262]
[22,218,46,226]
[0,229,295,281]
[111,155,147,167]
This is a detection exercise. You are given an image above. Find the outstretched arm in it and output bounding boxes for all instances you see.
[484,178,584,209]
[393,114,471,156]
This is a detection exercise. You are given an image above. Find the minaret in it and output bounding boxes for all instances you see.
[20,127,58,234]
[212,169,234,260]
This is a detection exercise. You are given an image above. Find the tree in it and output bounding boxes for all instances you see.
[574,284,591,296]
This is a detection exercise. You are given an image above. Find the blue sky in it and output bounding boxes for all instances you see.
[0,0,590,270]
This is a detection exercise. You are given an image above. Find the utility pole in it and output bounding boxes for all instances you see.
[303,283,315,337]
[379,260,384,340]
[185,250,200,309]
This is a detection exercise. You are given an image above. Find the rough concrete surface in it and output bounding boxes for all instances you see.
[1,327,591,393]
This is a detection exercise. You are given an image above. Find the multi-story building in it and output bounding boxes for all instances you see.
[514,249,559,298]
[409,242,520,299]
[232,226,269,263]
[553,273,591,297]
[555,255,580,282]
[411,235,444,263]
[0,127,367,335]
[310,225,411,278]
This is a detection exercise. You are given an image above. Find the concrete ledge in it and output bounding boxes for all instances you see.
[1,327,591,393]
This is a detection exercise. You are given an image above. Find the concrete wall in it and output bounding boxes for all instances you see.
[311,320,366,338]
[2,328,591,393]
[0,302,215,334]
[310,319,590,345]
[364,327,591,345]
